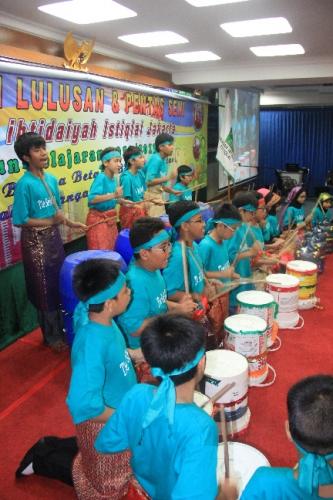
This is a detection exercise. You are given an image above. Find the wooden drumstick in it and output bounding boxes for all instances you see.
[220,405,230,479]
[200,382,236,408]
[181,241,190,294]
[232,224,251,267]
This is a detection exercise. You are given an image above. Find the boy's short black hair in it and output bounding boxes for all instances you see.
[287,375,333,454]
[213,203,241,221]
[166,200,200,227]
[141,314,205,386]
[232,191,258,210]
[14,132,46,163]
[73,258,120,313]
[123,146,142,167]
[130,217,165,258]
[155,133,174,152]
[177,164,193,182]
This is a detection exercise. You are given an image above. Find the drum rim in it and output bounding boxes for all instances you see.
[287,259,317,272]
[205,349,249,375]
[225,314,267,334]
[266,273,299,286]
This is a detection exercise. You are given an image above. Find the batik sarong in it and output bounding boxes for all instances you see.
[119,204,147,229]
[86,208,118,250]
[72,420,132,500]
[21,225,65,311]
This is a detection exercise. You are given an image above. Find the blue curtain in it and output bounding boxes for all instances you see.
[259,107,333,194]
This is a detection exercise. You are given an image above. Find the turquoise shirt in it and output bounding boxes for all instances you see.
[199,235,231,283]
[120,169,146,202]
[66,321,136,424]
[12,171,61,225]
[241,466,332,500]
[250,224,265,249]
[312,207,332,226]
[227,223,255,307]
[263,214,280,242]
[95,384,218,500]
[88,172,118,211]
[283,206,305,228]
[169,182,192,202]
[145,152,168,185]
[117,263,168,349]
[163,241,205,296]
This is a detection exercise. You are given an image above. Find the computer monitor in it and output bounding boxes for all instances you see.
[285,163,300,172]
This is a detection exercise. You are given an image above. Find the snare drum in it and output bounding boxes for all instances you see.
[265,273,300,328]
[224,314,269,386]
[286,260,318,309]
[203,350,250,437]
[236,290,278,348]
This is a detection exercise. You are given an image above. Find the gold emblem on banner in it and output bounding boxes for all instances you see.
[63,32,94,71]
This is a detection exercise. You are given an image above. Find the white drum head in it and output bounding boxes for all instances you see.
[225,314,267,334]
[217,442,270,497]
[266,273,299,287]
[205,350,248,380]
[287,260,317,272]
[237,290,274,306]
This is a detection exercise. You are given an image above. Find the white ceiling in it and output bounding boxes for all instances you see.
[1,0,333,103]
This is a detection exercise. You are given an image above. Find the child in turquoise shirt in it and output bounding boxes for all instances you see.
[67,258,137,499]
[241,375,333,499]
[119,146,148,228]
[96,314,237,500]
[279,186,307,231]
[163,201,206,302]
[12,132,86,351]
[227,192,260,310]
[199,202,241,344]
[86,147,123,250]
[169,164,194,202]
[199,203,241,283]
[312,193,333,226]
[257,188,281,243]
[145,133,180,216]
[117,217,195,378]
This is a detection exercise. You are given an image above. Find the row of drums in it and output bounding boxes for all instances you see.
[195,259,319,443]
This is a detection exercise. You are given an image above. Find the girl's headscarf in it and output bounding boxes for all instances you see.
[278,185,305,230]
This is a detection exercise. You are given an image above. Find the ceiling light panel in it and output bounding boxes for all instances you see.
[118,31,189,48]
[166,50,221,62]
[185,0,249,6]
[250,44,305,57]
[221,17,292,37]
[38,0,137,25]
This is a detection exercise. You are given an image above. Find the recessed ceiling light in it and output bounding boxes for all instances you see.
[250,44,305,57]
[166,50,221,62]
[118,31,189,48]
[38,0,137,24]
[185,0,248,6]
[221,17,292,37]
